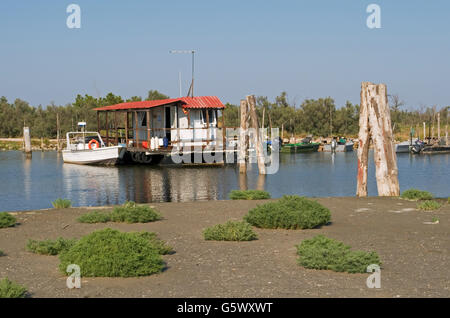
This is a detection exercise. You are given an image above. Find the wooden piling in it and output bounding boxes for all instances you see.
[114,111,118,145]
[437,113,440,140]
[356,85,370,197]
[105,112,109,146]
[125,112,129,146]
[357,82,399,197]
[23,127,32,157]
[246,95,266,175]
[146,110,151,148]
[239,99,248,174]
[445,125,448,146]
[56,112,61,152]
[423,122,426,141]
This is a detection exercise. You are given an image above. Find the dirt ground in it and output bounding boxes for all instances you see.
[0,197,449,298]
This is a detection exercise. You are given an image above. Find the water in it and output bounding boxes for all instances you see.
[0,151,448,212]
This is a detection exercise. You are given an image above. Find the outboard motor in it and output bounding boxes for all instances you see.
[411,140,425,154]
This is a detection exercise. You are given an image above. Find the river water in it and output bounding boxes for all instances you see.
[0,151,448,212]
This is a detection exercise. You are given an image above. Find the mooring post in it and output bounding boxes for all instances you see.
[56,112,61,152]
[239,99,248,174]
[437,113,440,140]
[357,82,399,197]
[446,125,448,146]
[356,84,370,197]
[23,126,32,158]
[423,122,426,141]
[246,95,266,175]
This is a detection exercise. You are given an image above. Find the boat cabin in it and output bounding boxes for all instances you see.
[94,96,227,153]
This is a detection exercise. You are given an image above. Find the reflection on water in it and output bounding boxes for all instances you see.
[0,151,448,212]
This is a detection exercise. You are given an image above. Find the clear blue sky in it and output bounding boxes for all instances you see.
[1,0,449,109]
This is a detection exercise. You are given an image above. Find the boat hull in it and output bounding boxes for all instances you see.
[323,143,354,152]
[62,146,126,165]
[280,143,320,153]
[395,144,411,153]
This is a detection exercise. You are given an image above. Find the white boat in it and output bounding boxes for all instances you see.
[323,141,354,152]
[62,131,126,165]
[395,138,418,153]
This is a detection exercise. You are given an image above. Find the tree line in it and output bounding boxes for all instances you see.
[0,90,448,139]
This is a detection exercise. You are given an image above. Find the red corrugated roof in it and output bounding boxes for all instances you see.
[94,96,225,111]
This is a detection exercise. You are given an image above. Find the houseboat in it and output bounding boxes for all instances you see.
[93,96,233,164]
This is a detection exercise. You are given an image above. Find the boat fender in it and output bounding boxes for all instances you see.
[88,139,100,150]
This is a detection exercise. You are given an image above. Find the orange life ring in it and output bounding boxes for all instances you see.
[88,139,100,150]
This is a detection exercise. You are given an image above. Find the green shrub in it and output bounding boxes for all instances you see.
[203,221,257,241]
[0,278,27,298]
[400,189,433,201]
[58,228,167,277]
[77,202,161,224]
[244,195,331,229]
[296,235,381,274]
[26,238,77,255]
[229,190,271,200]
[0,212,16,228]
[0,250,4,256]
[447,197,450,204]
[132,231,174,255]
[52,198,72,209]
[77,211,111,223]
[417,200,441,211]
[110,201,161,223]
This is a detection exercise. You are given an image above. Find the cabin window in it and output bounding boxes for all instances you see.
[141,112,147,126]
[208,109,215,124]
[201,110,207,124]
[201,109,215,125]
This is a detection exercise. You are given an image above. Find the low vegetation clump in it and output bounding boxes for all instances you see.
[77,210,111,223]
[203,221,257,241]
[0,278,27,298]
[26,238,77,255]
[77,201,161,224]
[244,195,331,229]
[417,200,441,211]
[51,198,72,209]
[0,250,4,256]
[400,189,433,201]
[110,201,161,223]
[229,190,271,200]
[58,228,170,277]
[296,235,381,274]
[0,212,16,228]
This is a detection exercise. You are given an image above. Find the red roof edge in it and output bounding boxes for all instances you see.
[94,96,225,111]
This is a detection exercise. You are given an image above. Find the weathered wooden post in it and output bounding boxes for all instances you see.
[56,112,61,152]
[247,95,266,175]
[423,122,425,141]
[437,112,440,140]
[446,125,448,146]
[357,82,400,197]
[356,85,371,197]
[239,173,247,191]
[239,99,248,174]
[23,127,32,157]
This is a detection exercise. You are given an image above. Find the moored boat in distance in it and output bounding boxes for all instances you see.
[280,137,320,153]
[323,137,354,152]
[62,131,126,165]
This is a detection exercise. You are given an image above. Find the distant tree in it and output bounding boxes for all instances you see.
[146,90,169,101]
[222,103,239,127]
[299,97,335,137]
[388,94,405,127]
[126,96,142,102]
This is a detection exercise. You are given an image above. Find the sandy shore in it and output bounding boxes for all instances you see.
[0,197,449,298]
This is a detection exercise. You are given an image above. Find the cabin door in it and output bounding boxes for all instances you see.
[165,107,171,141]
